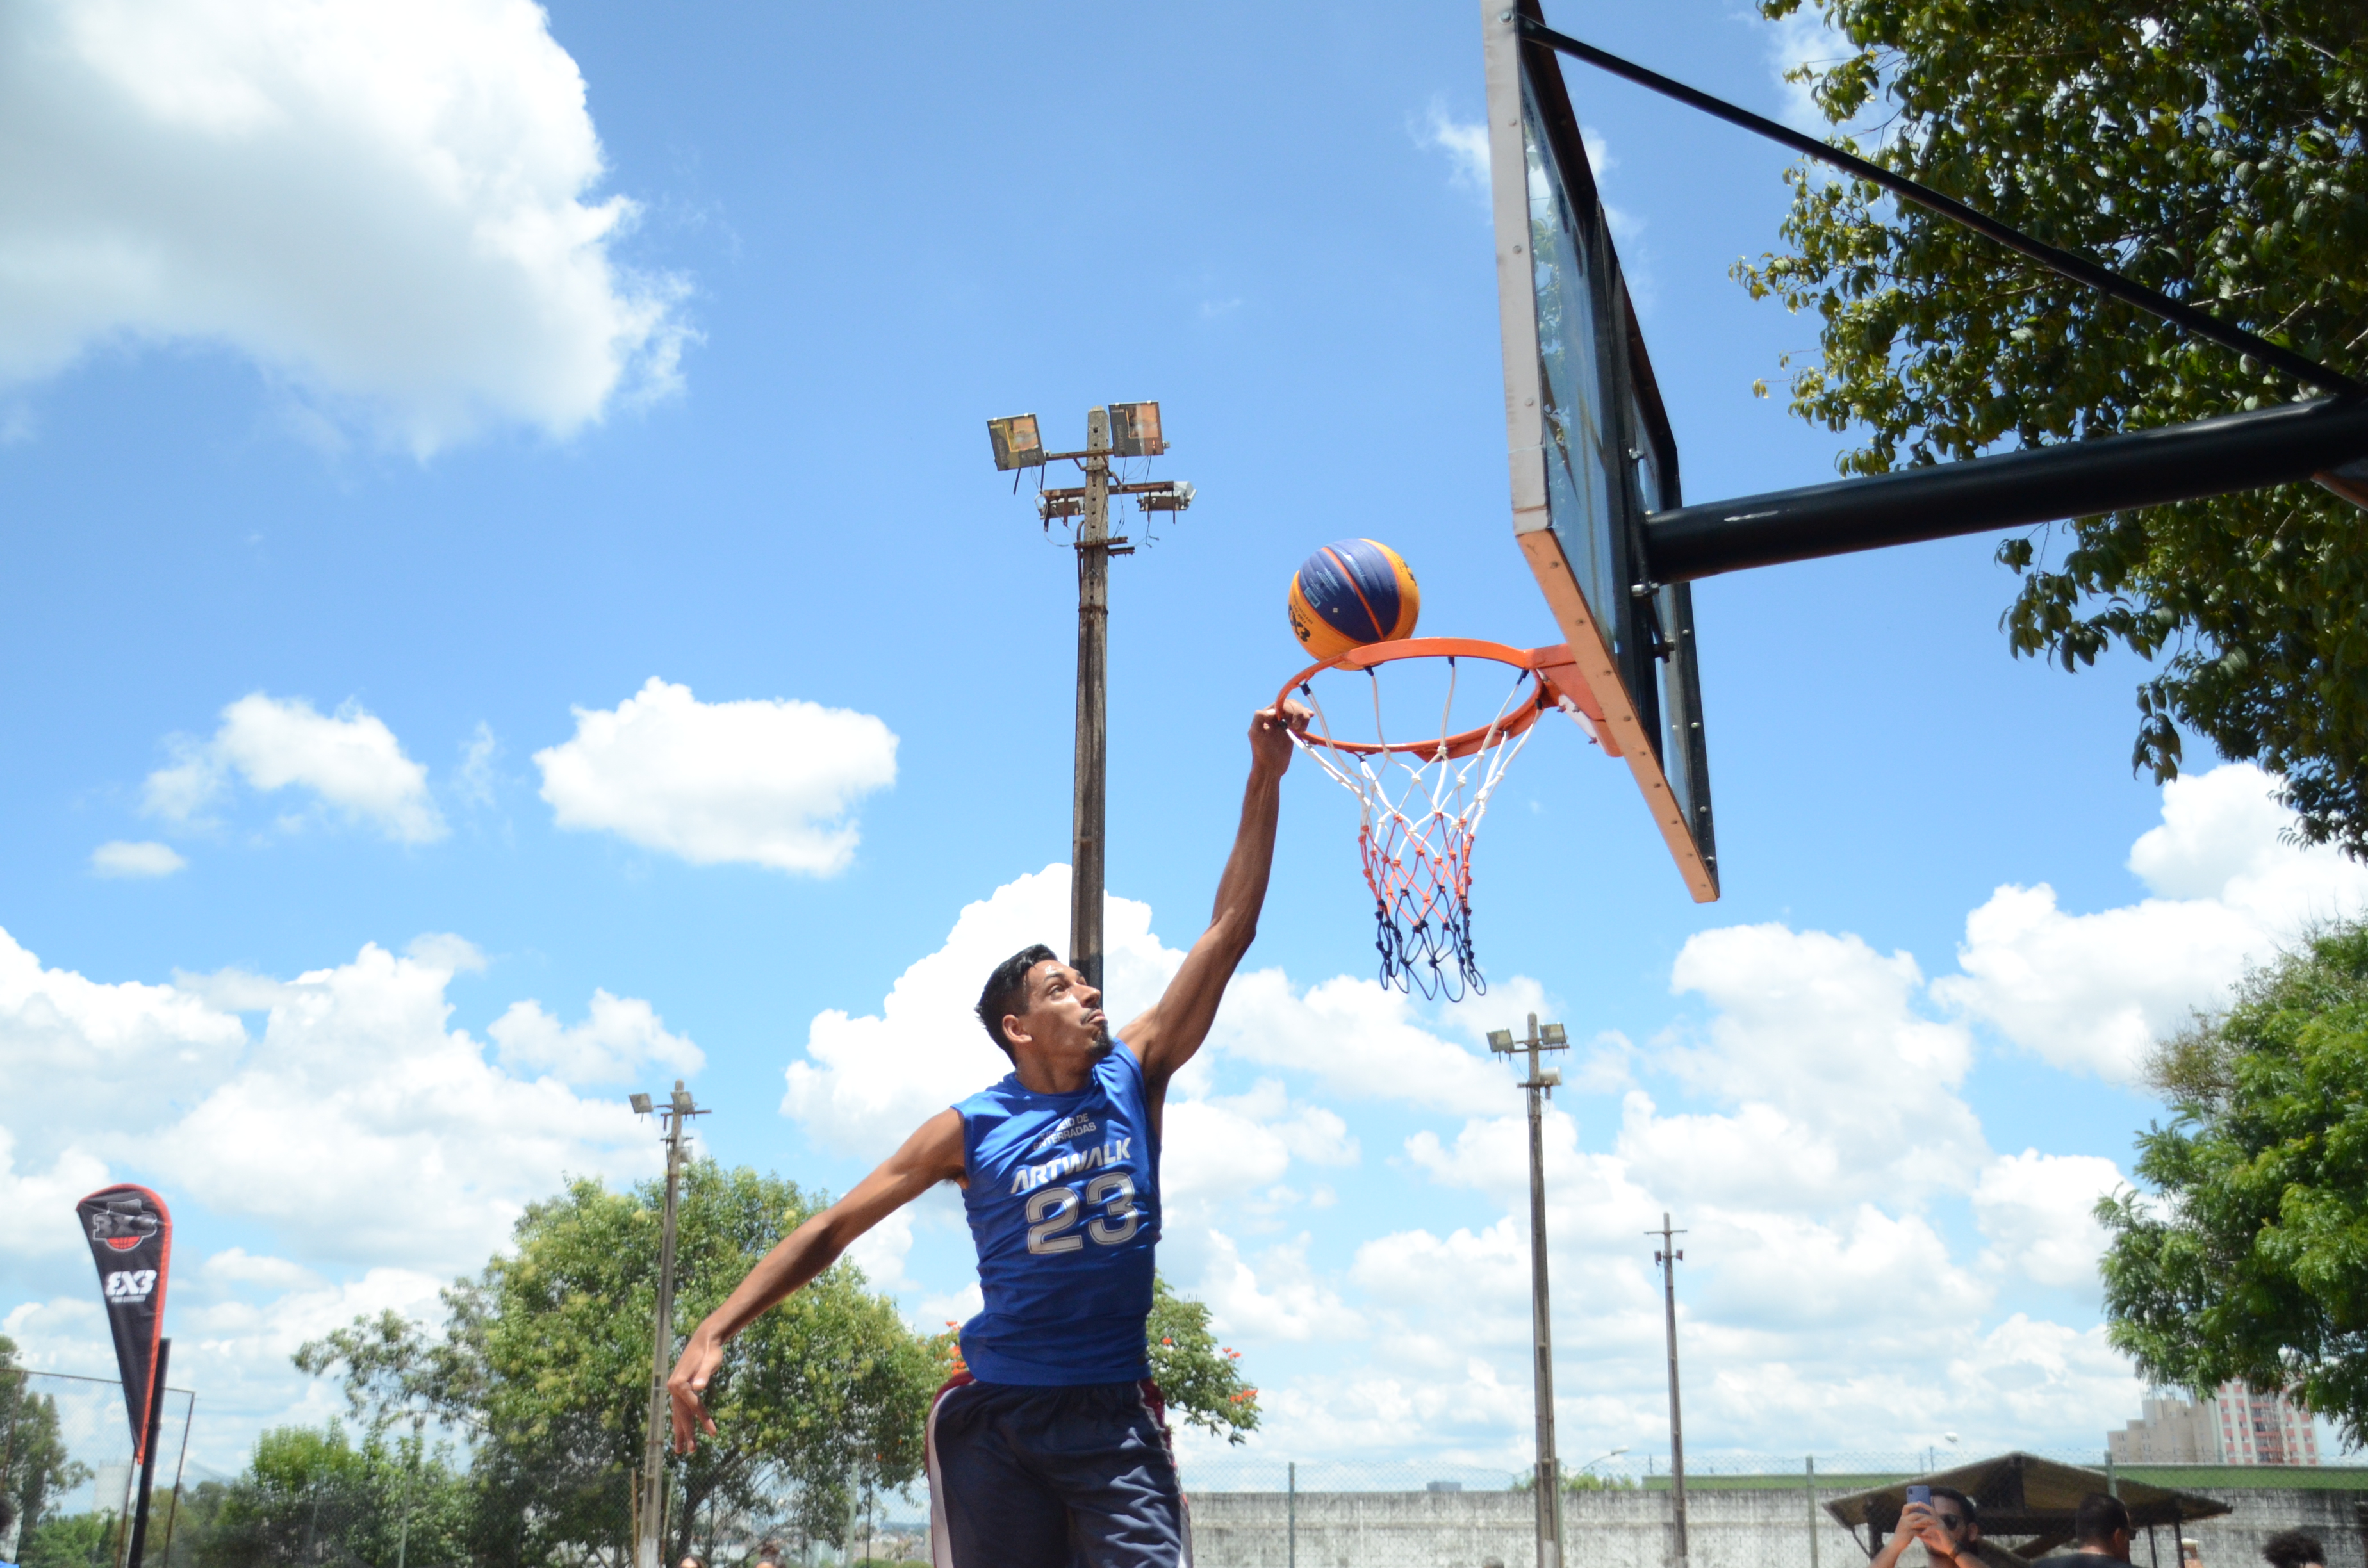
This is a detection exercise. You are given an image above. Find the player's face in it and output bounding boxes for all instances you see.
[1016,959,1108,1064]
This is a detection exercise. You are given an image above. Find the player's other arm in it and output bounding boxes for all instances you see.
[1122,703,1306,1104]
[666,1107,964,1453]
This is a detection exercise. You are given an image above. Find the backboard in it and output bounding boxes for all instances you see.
[1480,0,1718,902]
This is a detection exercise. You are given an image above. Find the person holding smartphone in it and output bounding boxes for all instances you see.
[1875,1486,1994,1568]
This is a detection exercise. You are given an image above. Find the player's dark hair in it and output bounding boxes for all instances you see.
[2075,1494,2132,1546]
[1932,1489,1978,1530]
[977,944,1058,1059]
[2263,1531,2326,1568]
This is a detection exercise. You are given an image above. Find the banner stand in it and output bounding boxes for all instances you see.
[124,1337,171,1568]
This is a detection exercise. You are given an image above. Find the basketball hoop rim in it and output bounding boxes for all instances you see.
[1276,637,1565,758]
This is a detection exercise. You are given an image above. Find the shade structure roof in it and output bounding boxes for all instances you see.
[1825,1451,2232,1560]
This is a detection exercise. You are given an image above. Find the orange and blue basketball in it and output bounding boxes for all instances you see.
[1287,539,1421,661]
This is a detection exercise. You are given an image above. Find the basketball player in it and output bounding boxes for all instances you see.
[667,701,1310,1567]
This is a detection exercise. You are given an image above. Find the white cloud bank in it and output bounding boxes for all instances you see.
[536,678,898,876]
[0,925,672,1282]
[0,0,686,452]
[1935,763,2368,1081]
[144,692,445,842]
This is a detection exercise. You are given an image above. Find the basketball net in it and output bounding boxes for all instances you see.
[1290,657,1542,1000]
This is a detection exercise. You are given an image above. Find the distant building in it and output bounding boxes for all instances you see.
[2109,1385,2321,1466]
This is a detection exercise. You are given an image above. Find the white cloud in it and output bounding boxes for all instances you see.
[1634,924,1986,1207]
[780,865,1174,1152]
[536,678,898,875]
[0,1128,111,1260]
[455,722,500,808]
[489,988,703,1083]
[0,923,664,1278]
[1763,5,1852,132]
[0,0,687,453]
[1205,969,1512,1116]
[1934,764,2368,1081]
[89,839,186,878]
[1973,1150,2123,1290]
[143,692,445,843]
[1417,101,1491,190]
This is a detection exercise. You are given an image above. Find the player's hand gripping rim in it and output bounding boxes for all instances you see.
[667,1326,725,1455]
[1253,699,1313,771]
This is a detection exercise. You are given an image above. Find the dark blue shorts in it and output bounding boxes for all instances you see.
[926,1376,1190,1568]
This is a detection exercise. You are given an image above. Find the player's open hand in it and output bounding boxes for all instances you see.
[666,1327,725,1455]
[1252,699,1312,774]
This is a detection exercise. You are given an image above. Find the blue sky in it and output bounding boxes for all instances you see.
[4,0,2361,1482]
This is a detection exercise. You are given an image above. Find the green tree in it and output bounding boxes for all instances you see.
[300,1161,940,1567]
[18,1510,117,1568]
[1145,1276,1260,1445]
[1,1335,92,1545]
[1736,0,2368,848]
[193,1422,470,1568]
[2097,916,2368,1441]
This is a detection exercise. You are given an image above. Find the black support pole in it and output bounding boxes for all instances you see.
[125,1337,170,1568]
[1644,396,2368,582]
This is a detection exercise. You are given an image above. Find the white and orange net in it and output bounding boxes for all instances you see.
[1283,641,1573,1000]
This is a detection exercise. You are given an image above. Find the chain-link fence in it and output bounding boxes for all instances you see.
[3,1367,195,1568]
[1172,1451,2368,1568]
[19,1384,2368,1568]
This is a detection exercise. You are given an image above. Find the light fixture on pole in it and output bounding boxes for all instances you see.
[1488,1014,1569,1568]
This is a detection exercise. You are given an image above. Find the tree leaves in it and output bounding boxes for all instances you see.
[1739,0,2368,849]
[2098,918,2368,1442]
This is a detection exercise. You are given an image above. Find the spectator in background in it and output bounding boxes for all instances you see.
[1875,1488,1998,1568]
[2263,1532,2327,1568]
[2036,1494,2135,1568]
[754,1544,784,1568]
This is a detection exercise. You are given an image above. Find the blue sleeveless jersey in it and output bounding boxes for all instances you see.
[955,1043,1160,1385]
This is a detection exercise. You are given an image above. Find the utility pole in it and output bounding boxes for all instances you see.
[1489,1014,1569,1568]
[631,1080,707,1568]
[1650,1213,1690,1568]
[986,404,1193,992]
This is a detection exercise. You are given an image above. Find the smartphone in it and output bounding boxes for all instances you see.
[1906,1485,1932,1507]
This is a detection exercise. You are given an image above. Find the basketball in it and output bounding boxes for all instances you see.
[1287,539,1420,661]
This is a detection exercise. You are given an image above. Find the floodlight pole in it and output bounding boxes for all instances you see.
[1073,408,1114,993]
[1490,1014,1570,1568]
[1650,1213,1690,1568]
[634,1081,707,1568]
[984,405,1193,995]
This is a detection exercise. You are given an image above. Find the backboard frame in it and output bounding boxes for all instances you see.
[1481,0,1718,902]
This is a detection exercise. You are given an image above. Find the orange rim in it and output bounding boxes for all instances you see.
[1275,637,1559,758]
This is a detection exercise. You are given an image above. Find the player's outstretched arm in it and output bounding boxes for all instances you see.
[666,1107,964,1453]
[1122,702,1308,1104]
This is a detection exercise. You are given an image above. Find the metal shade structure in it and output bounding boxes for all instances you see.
[1826,1451,2230,1562]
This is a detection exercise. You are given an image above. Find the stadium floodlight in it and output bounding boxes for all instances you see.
[1106,401,1165,457]
[1540,1023,1568,1046]
[1487,1029,1515,1050]
[671,1086,695,1116]
[1135,480,1194,513]
[987,414,1046,471]
[629,1093,653,1115]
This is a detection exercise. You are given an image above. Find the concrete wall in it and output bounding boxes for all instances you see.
[1183,1485,2368,1568]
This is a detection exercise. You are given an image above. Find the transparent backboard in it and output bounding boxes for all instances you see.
[1481,0,1718,901]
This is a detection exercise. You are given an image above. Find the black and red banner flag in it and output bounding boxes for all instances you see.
[76,1184,173,1459]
